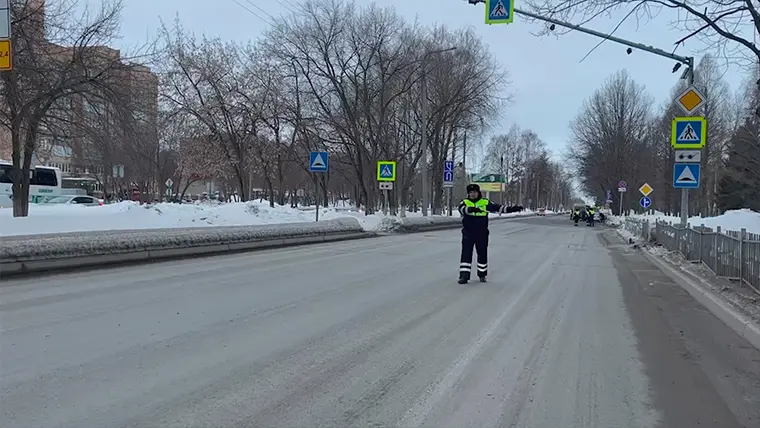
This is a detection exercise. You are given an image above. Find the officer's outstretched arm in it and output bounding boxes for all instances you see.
[457,200,469,216]
[500,205,525,213]
[483,201,502,213]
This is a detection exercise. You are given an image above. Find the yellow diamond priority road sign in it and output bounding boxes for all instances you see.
[675,86,705,115]
[638,183,653,197]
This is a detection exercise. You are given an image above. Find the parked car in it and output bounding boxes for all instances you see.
[43,195,103,206]
[537,208,546,216]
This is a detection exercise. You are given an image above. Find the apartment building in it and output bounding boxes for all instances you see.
[0,0,158,195]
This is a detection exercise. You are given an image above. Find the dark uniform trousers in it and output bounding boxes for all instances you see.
[459,230,488,279]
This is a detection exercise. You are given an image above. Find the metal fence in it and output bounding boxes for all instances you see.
[624,218,760,295]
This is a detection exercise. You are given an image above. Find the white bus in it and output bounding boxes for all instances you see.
[0,160,63,208]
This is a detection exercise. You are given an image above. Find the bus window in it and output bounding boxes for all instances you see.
[33,168,59,186]
[0,164,12,184]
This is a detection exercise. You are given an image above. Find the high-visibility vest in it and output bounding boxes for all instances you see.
[462,198,489,216]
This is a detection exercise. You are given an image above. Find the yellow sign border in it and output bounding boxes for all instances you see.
[376,161,396,182]
[485,0,515,25]
[671,116,706,149]
[0,39,12,71]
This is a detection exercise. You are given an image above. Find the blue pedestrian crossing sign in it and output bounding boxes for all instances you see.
[443,160,454,184]
[485,0,514,24]
[673,163,700,189]
[309,151,328,172]
[640,196,652,209]
[671,117,706,149]
[377,161,396,182]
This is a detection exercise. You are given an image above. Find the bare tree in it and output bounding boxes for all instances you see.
[717,63,760,211]
[568,70,654,214]
[257,0,509,214]
[157,22,259,200]
[0,0,150,216]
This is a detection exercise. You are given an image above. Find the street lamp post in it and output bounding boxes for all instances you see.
[420,46,457,216]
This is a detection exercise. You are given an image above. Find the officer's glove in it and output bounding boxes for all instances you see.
[466,206,483,214]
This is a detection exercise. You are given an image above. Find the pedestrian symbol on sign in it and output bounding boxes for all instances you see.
[677,124,699,141]
[490,0,508,17]
[376,161,396,182]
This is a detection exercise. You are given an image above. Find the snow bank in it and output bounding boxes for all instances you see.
[0,201,535,237]
[612,209,760,235]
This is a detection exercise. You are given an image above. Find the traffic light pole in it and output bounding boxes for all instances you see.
[466,1,694,225]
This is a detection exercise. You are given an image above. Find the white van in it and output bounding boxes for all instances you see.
[0,160,63,208]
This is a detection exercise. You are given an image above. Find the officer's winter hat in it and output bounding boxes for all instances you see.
[466,184,480,193]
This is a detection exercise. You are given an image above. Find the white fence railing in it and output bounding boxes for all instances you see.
[624,218,760,295]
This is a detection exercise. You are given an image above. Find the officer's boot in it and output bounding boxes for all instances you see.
[478,276,487,283]
[458,272,469,284]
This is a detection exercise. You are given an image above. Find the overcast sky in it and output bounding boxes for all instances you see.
[116,0,747,169]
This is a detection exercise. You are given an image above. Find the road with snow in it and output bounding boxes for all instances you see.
[2,216,759,428]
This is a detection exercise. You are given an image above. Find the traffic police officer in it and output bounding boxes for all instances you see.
[457,184,524,284]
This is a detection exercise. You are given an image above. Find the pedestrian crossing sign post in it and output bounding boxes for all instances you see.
[485,0,514,24]
[309,151,329,172]
[671,117,706,149]
[377,161,396,182]
[673,163,700,189]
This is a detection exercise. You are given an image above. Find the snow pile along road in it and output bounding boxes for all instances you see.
[0,201,535,237]
[613,209,760,235]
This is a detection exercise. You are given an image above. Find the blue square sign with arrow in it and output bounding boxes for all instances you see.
[673,163,700,189]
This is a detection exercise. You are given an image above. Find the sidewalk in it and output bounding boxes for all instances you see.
[616,228,760,351]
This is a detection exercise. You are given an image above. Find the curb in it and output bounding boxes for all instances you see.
[396,212,562,233]
[640,248,760,351]
[1,231,375,279]
[1,213,561,278]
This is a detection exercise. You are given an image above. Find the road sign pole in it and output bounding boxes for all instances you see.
[315,177,320,222]
[619,192,624,216]
[420,59,429,217]
[309,151,329,221]
[680,69,695,226]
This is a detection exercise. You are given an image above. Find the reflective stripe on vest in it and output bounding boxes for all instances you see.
[463,198,489,216]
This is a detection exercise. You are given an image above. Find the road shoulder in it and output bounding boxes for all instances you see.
[601,230,760,428]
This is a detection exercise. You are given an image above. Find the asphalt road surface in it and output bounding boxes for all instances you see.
[2,216,760,428]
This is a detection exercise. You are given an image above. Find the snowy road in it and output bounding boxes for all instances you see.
[2,216,759,428]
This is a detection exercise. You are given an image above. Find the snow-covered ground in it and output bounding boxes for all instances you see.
[0,201,536,236]
[612,209,760,235]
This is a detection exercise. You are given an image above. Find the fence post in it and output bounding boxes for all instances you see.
[715,226,721,275]
[739,228,746,283]
[699,223,705,263]
[674,222,679,254]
